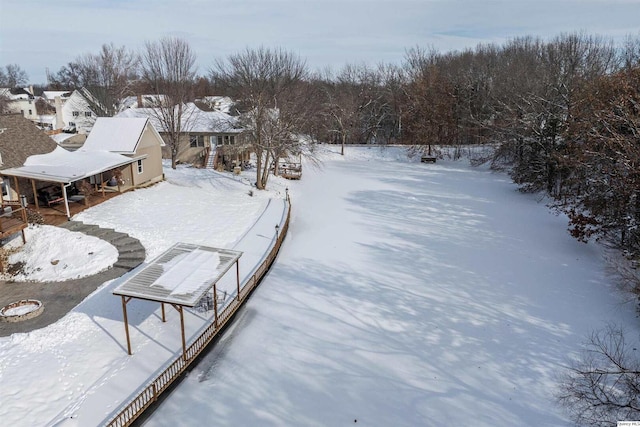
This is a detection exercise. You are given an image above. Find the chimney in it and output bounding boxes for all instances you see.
[137,94,143,108]
[54,96,64,130]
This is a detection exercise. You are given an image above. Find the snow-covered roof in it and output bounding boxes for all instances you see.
[116,102,241,134]
[119,94,169,111]
[42,90,71,101]
[82,117,156,154]
[0,146,140,183]
[197,96,234,113]
[113,242,243,307]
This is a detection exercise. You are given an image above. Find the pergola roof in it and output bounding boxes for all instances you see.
[113,243,243,307]
[0,146,142,183]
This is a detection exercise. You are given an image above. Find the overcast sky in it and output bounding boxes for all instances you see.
[1,0,639,85]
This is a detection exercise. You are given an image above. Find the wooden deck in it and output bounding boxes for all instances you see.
[0,205,28,243]
[279,163,302,180]
[29,191,123,226]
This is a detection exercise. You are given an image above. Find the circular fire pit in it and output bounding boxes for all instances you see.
[0,299,44,322]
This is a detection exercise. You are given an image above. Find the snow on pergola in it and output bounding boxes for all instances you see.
[113,242,243,359]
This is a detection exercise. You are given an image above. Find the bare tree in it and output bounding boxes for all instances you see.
[0,64,29,87]
[51,43,138,118]
[211,47,309,189]
[141,37,197,169]
[557,324,640,426]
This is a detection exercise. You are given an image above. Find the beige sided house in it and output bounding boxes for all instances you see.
[82,117,165,188]
[1,117,165,220]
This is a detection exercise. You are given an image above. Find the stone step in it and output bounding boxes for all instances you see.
[114,258,144,270]
[83,227,116,238]
[102,232,131,244]
[56,220,146,272]
[117,250,146,261]
[118,242,145,254]
[58,221,86,231]
[73,224,101,234]
[111,236,141,248]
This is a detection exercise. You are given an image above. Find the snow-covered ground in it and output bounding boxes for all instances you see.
[0,162,285,426]
[0,147,636,426]
[145,146,638,426]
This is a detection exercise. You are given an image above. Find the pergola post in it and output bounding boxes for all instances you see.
[213,284,218,329]
[236,259,241,301]
[121,296,132,355]
[177,305,187,361]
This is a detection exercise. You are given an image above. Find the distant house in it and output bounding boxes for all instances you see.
[0,87,38,122]
[116,102,247,168]
[196,96,234,113]
[60,89,99,133]
[0,117,165,219]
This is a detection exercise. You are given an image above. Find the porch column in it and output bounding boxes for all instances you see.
[31,180,38,208]
[12,176,20,201]
[61,183,70,220]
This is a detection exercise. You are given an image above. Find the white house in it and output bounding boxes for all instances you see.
[60,89,99,133]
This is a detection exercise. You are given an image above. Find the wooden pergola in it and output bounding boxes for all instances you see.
[112,242,243,361]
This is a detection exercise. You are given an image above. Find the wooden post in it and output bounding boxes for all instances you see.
[12,176,20,200]
[236,259,241,301]
[121,296,132,355]
[61,183,70,220]
[178,305,187,361]
[161,303,166,322]
[31,179,38,209]
[213,284,218,329]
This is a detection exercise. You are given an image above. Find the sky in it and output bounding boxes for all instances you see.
[1,0,640,85]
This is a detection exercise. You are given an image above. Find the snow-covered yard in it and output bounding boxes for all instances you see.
[0,147,637,426]
[146,147,639,426]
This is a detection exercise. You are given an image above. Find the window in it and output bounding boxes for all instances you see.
[222,135,235,145]
[28,109,32,115]
[189,134,205,148]
[84,111,92,117]
[68,122,76,127]
[72,111,79,117]
[217,136,223,146]
[137,159,143,174]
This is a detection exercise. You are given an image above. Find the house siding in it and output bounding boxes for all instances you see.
[132,125,164,186]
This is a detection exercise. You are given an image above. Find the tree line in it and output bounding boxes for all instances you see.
[2,33,640,251]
